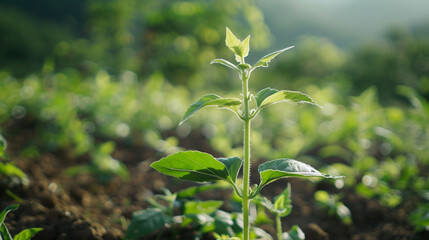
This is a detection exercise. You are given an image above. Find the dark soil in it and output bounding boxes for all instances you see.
[1,126,428,240]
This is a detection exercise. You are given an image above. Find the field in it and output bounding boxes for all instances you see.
[1,1,429,240]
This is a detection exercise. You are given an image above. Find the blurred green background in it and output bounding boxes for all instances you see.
[1,0,428,234]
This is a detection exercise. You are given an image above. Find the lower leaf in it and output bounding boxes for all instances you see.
[13,228,44,240]
[258,159,343,187]
[125,208,172,240]
[151,151,242,184]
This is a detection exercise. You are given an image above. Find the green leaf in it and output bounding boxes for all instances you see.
[211,59,239,71]
[0,204,18,240]
[255,204,273,225]
[225,27,241,51]
[65,165,93,176]
[225,27,250,63]
[314,190,330,204]
[93,155,130,181]
[274,183,292,217]
[258,159,342,187]
[0,135,6,158]
[409,203,429,231]
[13,228,43,240]
[180,94,242,125]
[196,214,216,232]
[0,162,27,181]
[145,189,176,213]
[182,212,215,233]
[97,141,115,155]
[254,88,278,107]
[125,208,172,240]
[255,87,320,110]
[212,210,235,235]
[397,85,429,114]
[273,195,284,212]
[238,63,251,71]
[151,151,241,184]
[0,204,19,226]
[240,35,250,59]
[184,200,223,215]
[282,225,305,240]
[253,195,274,211]
[214,233,240,240]
[1,224,13,240]
[335,203,352,225]
[314,190,352,225]
[217,157,242,183]
[252,227,273,240]
[253,46,294,69]
[253,184,292,217]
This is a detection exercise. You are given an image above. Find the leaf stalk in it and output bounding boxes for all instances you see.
[275,214,283,240]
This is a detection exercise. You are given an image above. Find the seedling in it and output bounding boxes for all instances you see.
[0,135,28,192]
[66,141,129,183]
[314,190,352,225]
[151,27,342,240]
[125,183,248,239]
[0,134,6,159]
[0,204,43,240]
[254,183,305,240]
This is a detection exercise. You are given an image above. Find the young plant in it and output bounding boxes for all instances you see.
[0,135,29,192]
[314,190,352,225]
[150,27,342,240]
[254,183,304,240]
[0,204,43,240]
[0,134,6,159]
[66,141,129,183]
[125,183,245,240]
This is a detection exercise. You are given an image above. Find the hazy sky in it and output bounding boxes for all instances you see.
[258,0,429,49]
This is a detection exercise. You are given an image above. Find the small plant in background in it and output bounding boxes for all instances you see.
[65,141,129,183]
[0,204,43,240]
[409,203,429,232]
[0,134,6,159]
[0,135,28,195]
[149,28,342,240]
[125,182,255,239]
[254,183,305,240]
[314,190,352,225]
[0,136,42,239]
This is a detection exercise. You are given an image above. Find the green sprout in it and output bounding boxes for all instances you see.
[150,27,342,240]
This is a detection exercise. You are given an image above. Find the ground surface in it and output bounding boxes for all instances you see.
[1,126,427,240]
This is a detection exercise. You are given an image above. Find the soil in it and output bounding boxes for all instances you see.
[1,122,428,240]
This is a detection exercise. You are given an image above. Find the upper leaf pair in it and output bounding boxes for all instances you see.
[253,87,321,116]
[179,94,242,125]
[214,27,294,74]
[179,88,319,125]
[225,27,250,64]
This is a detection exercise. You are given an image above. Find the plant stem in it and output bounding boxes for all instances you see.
[242,72,251,240]
[276,214,283,240]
